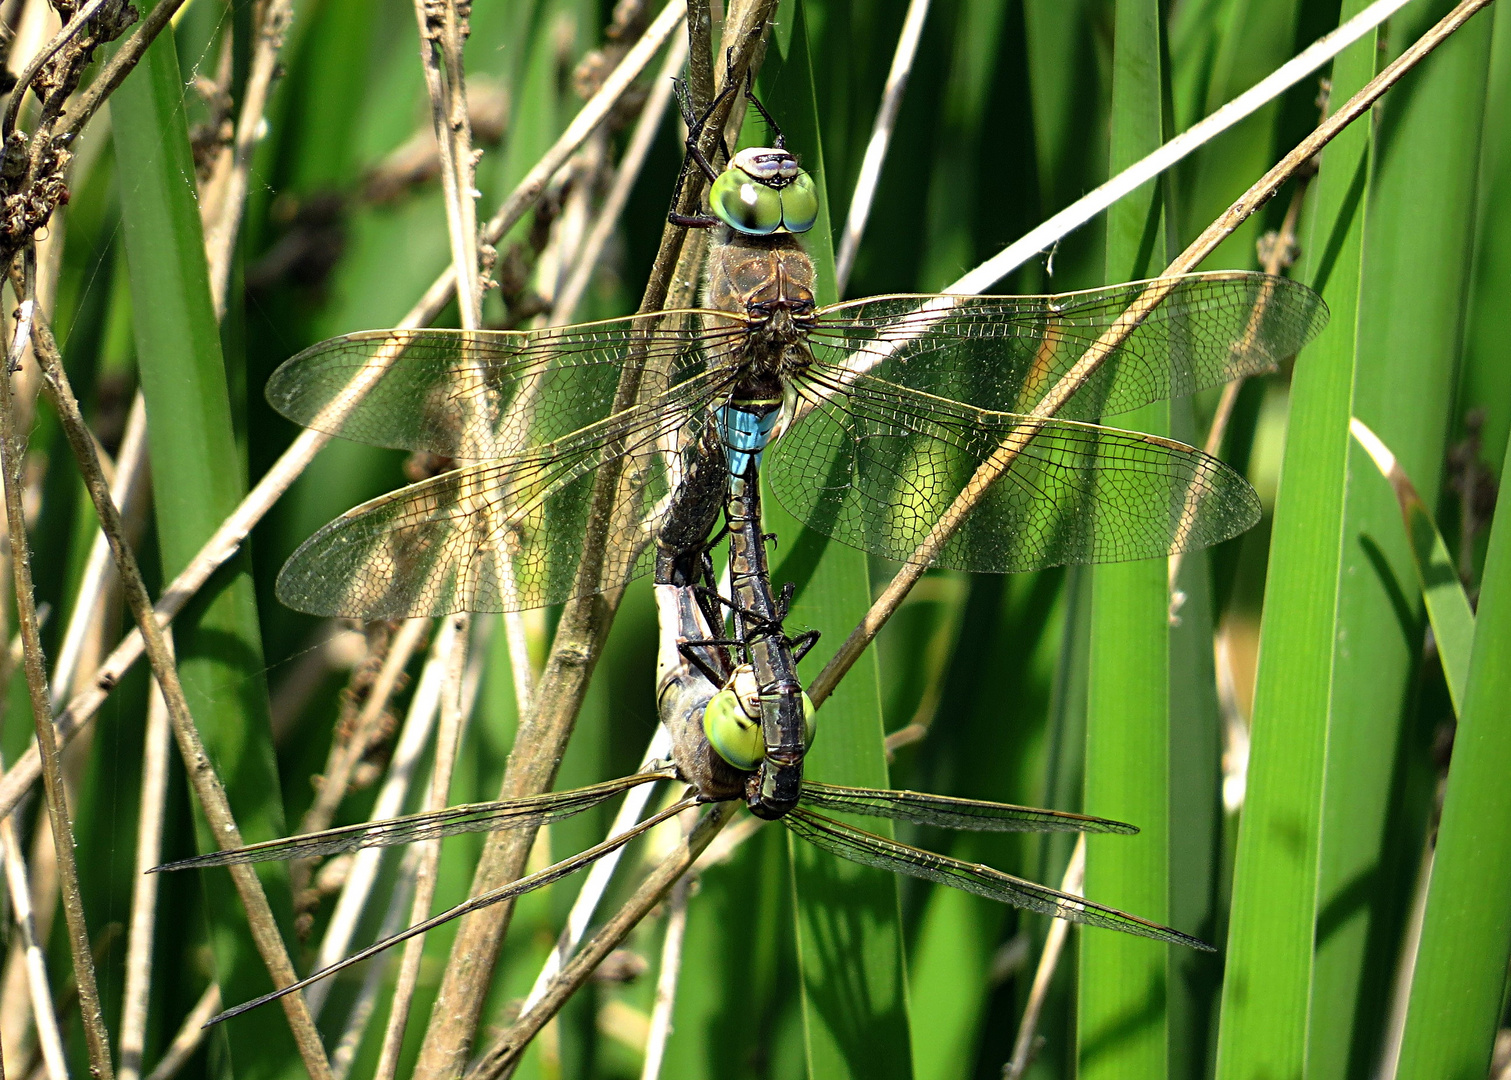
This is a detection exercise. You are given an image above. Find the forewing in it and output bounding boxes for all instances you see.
[808,271,1327,421]
[277,378,726,617]
[798,781,1137,834]
[154,772,670,871]
[784,809,1212,950]
[767,374,1259,574]
[266,311,748,459]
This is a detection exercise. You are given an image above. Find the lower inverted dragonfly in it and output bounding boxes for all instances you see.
[158,502,1210,1028]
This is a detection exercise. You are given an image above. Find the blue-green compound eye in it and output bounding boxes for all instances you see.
[709,164,819,235]
[704,688,818,769]
[711,170,785,235]
[704,688,764,770]
[780,172,819,233]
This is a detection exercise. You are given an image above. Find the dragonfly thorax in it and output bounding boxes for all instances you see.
[705,230,817,379]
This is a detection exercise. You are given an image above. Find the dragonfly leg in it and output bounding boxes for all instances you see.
[788,629,821,665]
[677,639,729,689]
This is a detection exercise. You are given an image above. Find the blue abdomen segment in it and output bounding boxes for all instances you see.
[717,404,779,478]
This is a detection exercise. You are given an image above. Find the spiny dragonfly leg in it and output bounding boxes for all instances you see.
[676,639,729,690]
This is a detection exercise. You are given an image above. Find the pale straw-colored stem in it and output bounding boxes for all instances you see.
[374,615,473,1080]
[833,0,930,295]
[0,755,67,1080]
[118,678,173,1080]
[1003,835,1085,1080]
[553,34,690,325]
[303,619,455,1018]
[947,0,1418,296]
[50,396,147,704]
[639,872,693,1080]
[519,727,672,1013]
[140,986,220,1080]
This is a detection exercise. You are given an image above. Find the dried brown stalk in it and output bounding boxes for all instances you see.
[0,259,113,1080]
[25,307,333,1079]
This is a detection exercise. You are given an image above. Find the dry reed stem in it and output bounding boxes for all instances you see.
[26,309,332,1079]
[833,0,931,295]
[140,986,219,1080]
[117,679,172,1080]
[0,752,66,1080]
[0,271,113,1080]
[296,618,431,844]
[374,615,472,1079]
[466,801,740,1080]
[810,0,1499,706]
[1004,835,1086,1080]
[638,870,692,1080]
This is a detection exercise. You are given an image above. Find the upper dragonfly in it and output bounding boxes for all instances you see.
[266,82,1328,621]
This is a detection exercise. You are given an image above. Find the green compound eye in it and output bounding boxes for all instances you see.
[710,170,785,235]
[704,687,764,770]
[780,171,819,234]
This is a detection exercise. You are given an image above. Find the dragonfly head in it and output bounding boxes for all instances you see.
[703,664,816,772]
[710,147,819,236]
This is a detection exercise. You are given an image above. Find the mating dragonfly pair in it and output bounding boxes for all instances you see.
[161,79,1328,1020]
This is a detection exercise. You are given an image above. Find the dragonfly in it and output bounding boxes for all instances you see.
[264,86,1328,626]
[159,560,1210,1026]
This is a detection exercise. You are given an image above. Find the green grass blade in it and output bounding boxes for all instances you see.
[1080,4,1171,1079]
[1213,6,1373,1076]
[1393,436,1511,1078]
[1308,9,1492,1072]
[1351,419,1477,714]
[111,28,299,1080]
[764,5,913,1077]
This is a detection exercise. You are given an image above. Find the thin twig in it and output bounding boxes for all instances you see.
[552,33,689,324]
[329,844,422,1080]
[833,0,930,295]
[204,0,293,316]
[50,395,147,703]
[810,0,1500,706]
[1003,835,1085,1080]
[519,727,672,1013]
[466,801,739,1080]
[0,754,66,1080]
[639,871,692,1080]
[295,617,430,845]
[25,306,332,1079]
[374,615,472,1079]
[64,0,188,138]
[1166,151,1315,611]
[118,677,172,1080]
[303,622,452,1018]
[948,0,1418,295]
[1,0,114,136]
[0,0,686,823]
[140,986,220,1080]
[0,267,114,1080]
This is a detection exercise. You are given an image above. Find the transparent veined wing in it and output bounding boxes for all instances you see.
[806,271,1327,422]
[798,782,1137,834]
[767,372,1259,574]
[154,771,674,871]
[266,311,751,460]
[276,375,730,617]
[784,809,1212,950]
